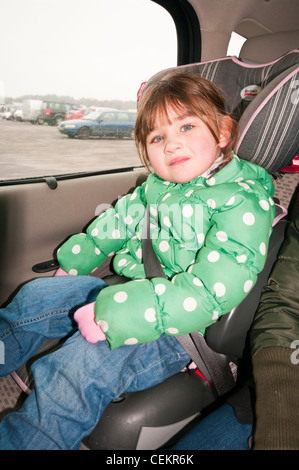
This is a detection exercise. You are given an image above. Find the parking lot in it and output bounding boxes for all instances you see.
[0,119,141,181]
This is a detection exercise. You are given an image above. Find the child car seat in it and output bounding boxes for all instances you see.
[11,49,299,450]
[83,50,299,450]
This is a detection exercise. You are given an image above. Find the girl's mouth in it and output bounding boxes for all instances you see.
[169,157,190,166]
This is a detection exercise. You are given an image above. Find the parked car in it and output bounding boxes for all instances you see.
[13,109,23,121]
[65,107,87,120]
[58,109,136,139]
[37,101,77,126]
[22,99,43,123]
[1,107,21,120]
[1,110,12,120]
[64,106,100,120]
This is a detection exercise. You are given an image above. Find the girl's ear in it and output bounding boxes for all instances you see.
[218,116,233,149]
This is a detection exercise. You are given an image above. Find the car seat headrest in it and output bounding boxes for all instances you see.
[239,30,299,63]
[139,50,299,173]
[236,64,299,172]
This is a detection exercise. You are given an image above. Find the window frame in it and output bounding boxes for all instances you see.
[152,0,201,65]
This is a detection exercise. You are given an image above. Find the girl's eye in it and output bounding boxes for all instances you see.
[181,124,193,132]
[152,135,164,143]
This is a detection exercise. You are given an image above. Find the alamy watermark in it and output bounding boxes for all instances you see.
[0,340,4,365]
[291,80,299,105]
[93,199,205,247]
[290,340,299,364]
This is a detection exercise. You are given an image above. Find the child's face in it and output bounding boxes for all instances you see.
[146,107,229,184]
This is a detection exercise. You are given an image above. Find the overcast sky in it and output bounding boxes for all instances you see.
[0,0,177,102]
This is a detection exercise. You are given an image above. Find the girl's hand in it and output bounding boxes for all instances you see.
[54,267,69,277]
[74,302,106,343]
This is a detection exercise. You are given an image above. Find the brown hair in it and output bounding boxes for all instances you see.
[134,71,239,172]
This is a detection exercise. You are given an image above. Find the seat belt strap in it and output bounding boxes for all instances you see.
[142,206,235,396]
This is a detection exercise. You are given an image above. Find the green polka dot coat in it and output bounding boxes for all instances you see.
[57,155,275,350]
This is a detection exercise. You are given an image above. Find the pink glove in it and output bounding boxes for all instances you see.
[54,267,69,277]
[74,302,106,343]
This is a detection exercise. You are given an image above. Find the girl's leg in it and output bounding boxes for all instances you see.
[0,332,190,450]
[0,275,107,376]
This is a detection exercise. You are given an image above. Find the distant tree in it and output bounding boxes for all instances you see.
[10,94,136,110]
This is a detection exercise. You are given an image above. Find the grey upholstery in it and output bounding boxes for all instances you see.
[141,50,299,172]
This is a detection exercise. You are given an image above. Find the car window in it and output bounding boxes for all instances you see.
[227,32,247,57]
[0,0,177,181]
[117,113,130,122]
[101,113,116,122]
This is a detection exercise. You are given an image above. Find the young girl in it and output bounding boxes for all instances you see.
[0,72,275,449]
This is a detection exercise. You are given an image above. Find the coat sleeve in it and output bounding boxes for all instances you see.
[95,186,276,349]
[56,185,146,275]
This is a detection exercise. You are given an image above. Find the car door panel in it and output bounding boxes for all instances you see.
[0,168,146,307]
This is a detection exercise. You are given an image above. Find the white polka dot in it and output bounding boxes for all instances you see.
[235,177,243,182]
[197,233,205,244]
[182,205,193,217]
[193,277,203,287]
[124,215,133,224]
[185,189,194,197]
[69,269,78,276]
[166,327,179,335]
[216,231,228,242]
[212,311,219,321]
[244,280,253,292]
[91,228,98,237]
[207,199,216,209]
[208,251,220,262]
[72,244,81,254]
[237,254,247,263]
[269,197,275,206]
[136,248,142,259]
[150,206,158,217]
[159,240,169,252]
[124,338,138,345]
[213,282,226,297]
[144,308,156,322]
[95,247,101,255]
[243,212,255,225]
[162,192,171,201]
[183,297,197,312]
[118,258,127,267]
[238,182,250,190]
[206,177,215,186]
[114,291,128,303]
[129,263,136,270]
[226,196,235,206]
[112,229,121,239]
[259,200,270,211]
[163,216,172,228]
[155,283,166,295]
[130,192,137,200]
[96,320,108,332]
[163,180,171,185]
[259,242,266,255]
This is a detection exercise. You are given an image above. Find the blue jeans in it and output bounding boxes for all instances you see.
[0,276,190,450]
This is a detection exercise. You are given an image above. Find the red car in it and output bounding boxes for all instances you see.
[65,107,95,120]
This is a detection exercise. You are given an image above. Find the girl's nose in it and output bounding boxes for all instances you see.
[164,136,182,154]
